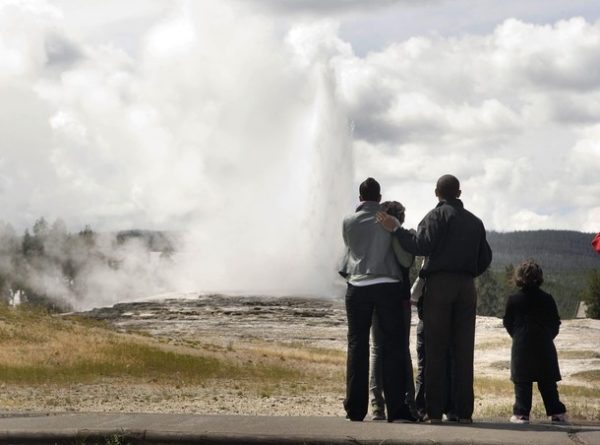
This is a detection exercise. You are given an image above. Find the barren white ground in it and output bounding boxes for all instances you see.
[3,294,599,418]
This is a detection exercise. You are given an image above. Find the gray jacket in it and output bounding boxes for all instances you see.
[339,201,401,280]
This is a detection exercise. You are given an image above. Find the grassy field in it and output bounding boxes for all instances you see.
[1,304,598,420]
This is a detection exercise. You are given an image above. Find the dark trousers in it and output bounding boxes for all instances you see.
[344,282,407,421]
[414,317,454,417]
[370,300,415,414]
[513,381,566,416]
[423,273,476,420]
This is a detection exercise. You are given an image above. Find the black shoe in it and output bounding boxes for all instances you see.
[345,415,363,422]
[388,413,418,423]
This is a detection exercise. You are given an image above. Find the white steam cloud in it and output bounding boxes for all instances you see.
[0,0,353,309]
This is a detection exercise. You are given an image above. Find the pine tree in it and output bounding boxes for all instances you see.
[476,269,505,317]
[584,270,600,319]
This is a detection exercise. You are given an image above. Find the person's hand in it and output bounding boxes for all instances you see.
[376,211,400,232]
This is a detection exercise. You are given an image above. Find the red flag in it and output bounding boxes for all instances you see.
[593,233,600,254]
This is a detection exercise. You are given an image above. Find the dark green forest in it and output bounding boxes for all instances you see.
[1,221,598,318]
[0,218,175,311]
[478,230,599,319]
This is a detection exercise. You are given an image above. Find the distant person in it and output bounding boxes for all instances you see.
[368,201,415,421]
[339,178,414,422]
[377,174,492,423]
[593,233,600,254]
[503,260,568,424]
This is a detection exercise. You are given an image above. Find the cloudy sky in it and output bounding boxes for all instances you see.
[1,0,600,236]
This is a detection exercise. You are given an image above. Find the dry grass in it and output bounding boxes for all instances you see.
[0,305,301,386]
[571,369,600,382]
[475,339,511,350]
[1,304,598,420]
[560,350,600,360]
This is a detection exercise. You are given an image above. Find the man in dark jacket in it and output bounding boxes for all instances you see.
[377,174,492,423]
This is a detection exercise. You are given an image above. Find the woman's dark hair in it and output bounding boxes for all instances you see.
[514,259,544,289]
[381,200,406,225]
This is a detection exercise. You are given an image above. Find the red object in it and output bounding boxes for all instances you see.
[593,233,600,254]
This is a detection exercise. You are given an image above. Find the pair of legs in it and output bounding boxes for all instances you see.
[513,381,566,417]
[423,272,476,420]
[414,317,455,418]
[344,282,408,421]
[369,300,415,418]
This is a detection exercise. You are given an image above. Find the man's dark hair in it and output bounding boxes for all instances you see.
[359,177,381,201]
[381,201,406,225]
[436,174,460,200]
[514,259,544,289]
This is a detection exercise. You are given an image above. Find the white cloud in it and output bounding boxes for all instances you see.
[1,1,600,305]
[331,17,600,232]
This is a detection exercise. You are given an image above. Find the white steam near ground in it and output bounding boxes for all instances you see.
[0,0,599,309]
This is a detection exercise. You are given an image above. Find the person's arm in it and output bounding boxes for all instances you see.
[503,295,515,337]
[547,295,561,339]
[392,236,414,268]
[476,229,493,277]
[392,211,445,256]
[342,218,350,247]
[339,219,350,278]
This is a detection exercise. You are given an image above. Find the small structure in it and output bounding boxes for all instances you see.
[576,301,588,319]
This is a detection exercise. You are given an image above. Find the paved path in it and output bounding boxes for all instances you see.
[0,413,599,444]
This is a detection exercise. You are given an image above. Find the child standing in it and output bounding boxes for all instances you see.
[503,259,567,424]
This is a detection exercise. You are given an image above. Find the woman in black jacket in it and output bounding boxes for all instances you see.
[503,259,567,424]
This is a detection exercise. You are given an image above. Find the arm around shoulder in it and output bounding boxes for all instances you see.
[394,210,444,256]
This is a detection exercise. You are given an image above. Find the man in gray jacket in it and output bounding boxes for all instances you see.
[339,177,412,422]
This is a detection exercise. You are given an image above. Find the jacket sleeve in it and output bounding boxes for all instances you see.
[393,210,445,256]
[339,219,350,278]
[547,295,561,339]
[503,296,515,337]
[476,230,493,277]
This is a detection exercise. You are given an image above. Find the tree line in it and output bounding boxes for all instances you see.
[0,218,174,311]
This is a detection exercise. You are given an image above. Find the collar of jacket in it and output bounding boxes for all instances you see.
[356,201,381,212]
[436,198,464,209]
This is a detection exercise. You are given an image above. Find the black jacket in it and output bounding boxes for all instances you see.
[393,199,492,277]
[503,288,562,382]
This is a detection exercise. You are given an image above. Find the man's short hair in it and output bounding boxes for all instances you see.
[359,177,381,201]
[514,259,544,289]
[436,174,460,200]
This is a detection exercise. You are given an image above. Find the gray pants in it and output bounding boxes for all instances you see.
[423,272,477,420]
[369,300,415,416]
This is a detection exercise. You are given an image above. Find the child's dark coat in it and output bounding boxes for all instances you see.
[503,288,562,383]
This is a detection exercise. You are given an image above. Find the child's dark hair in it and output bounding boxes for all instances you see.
[514,259,544,289]
[381,200,406,225]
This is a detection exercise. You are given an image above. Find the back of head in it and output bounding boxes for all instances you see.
[436,174,461,200]
[381,200,406,225]
[514,259,544,289]
[359,177,381,202]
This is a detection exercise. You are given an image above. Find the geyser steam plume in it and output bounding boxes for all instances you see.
[0,2,354,309]
[172,16,355,299]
